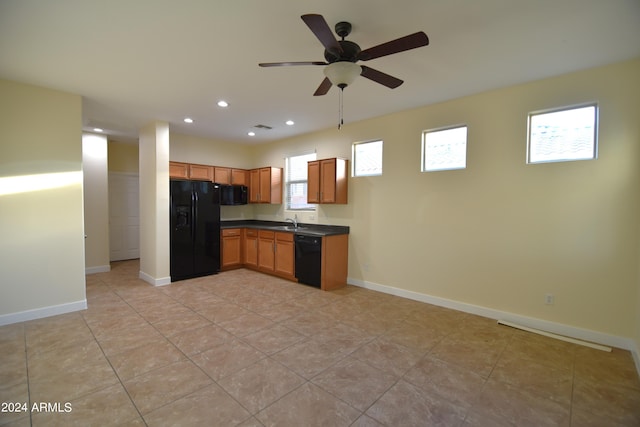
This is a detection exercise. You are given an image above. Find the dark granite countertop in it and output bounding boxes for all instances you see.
[221,220,349,237]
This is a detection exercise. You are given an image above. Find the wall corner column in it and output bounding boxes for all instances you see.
[139,121,170,285]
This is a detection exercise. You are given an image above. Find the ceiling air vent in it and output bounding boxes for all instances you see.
[253,124,273,130]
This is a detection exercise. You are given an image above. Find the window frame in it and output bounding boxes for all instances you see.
[421,124,468,172]
[526,102,599,164]
[352,139,383,177]
[285,151,316,211]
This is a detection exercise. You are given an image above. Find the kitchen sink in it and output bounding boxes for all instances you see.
[269,225,310,232]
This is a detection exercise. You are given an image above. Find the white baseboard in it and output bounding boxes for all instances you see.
[85,265,111,275]
[0,300,87,326]
[348,277,640,375]
[139,270,171,287]
[633,342,640,380]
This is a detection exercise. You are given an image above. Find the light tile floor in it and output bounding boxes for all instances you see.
[1,260,639,426]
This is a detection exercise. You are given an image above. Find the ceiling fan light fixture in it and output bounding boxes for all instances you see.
[323,62,362,89]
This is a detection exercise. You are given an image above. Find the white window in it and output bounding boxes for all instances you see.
[527,104,598,164]
[286,152,316,210]
[422,125,467,172]
[353,140,383,177]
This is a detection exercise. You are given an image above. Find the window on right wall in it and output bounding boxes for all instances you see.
[527,103,598,164]
[353,139,383,177]
[422,125,468,172]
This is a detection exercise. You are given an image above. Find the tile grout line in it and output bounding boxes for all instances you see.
[81,281,150,426]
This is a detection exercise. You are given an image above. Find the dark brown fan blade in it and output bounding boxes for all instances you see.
[301,14,343,55]
[313,77,332,96]
[358,32,429,61]
[360,66,403,89]
[259,61,327,67]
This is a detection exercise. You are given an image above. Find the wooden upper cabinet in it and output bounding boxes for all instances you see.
[249,167,282,204]
[213,167,248,185]
[249,169,260,203]
[231,169,249,186]
[307,161,320,204]
[307,158,348,204]
[170,162,248,185]
[189,163,213,181]
[214,167,231,184]
[169,161,189,179]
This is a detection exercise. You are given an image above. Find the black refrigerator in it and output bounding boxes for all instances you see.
[170,180,221,282]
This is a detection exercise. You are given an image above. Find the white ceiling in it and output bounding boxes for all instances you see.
[1,0,639,144]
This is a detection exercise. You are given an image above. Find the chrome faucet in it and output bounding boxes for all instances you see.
[285,214,298,229]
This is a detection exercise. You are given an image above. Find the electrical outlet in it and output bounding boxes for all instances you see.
[309,214,315,220]
[545,294,555,305]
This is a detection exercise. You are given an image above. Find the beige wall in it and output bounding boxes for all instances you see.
[0,79,86,323]
[83,133,110,272]
[170,132,254,168]
[253,59,640,343]
[108,141,139,173]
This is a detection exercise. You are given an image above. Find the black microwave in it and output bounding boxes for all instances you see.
[220,184,248,205]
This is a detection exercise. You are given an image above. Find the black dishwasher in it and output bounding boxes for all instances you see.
[294,234,322,288]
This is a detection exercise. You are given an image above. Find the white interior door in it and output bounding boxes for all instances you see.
[109,172,139,261]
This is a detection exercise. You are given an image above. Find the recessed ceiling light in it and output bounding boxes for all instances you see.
[247,131,256,136]
[217,100,229,108]
[285,120,295,126]
[183,118,194,123]
[93,128,103,132]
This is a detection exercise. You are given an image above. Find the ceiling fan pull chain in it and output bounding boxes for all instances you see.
[338,88,344,130]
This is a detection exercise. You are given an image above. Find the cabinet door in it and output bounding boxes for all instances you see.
[231,169,248,186]
[259,168,272,203]
[169,162,189,179]
[307,161,320,204]
[320,159,336,203]
[189,164,213,181]
[274,233,295,278]
[214,167,231,184]
[258,231,275,271]
[268,167,283,204]
[249,169,260,203]
[244,230,258,267]
[221,229,242,269]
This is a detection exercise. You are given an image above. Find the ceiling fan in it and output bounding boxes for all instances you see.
[259,14,430,96]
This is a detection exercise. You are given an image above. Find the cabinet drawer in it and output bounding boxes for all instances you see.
[275,232,293,242]
[259,230,275,239]
[245,229,258,238]
[222,228,241,237]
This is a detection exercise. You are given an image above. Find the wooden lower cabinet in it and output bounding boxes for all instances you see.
[244,229,258,268]
[257,230,275,271]
[274,232,295,279]
[220,228,242,270]
[321,234,349,291]
[224,227,347,290]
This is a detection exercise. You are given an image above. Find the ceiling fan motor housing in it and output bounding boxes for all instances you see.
[324,40,361,63]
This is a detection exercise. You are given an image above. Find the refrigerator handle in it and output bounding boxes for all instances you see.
[192,191,197,240]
